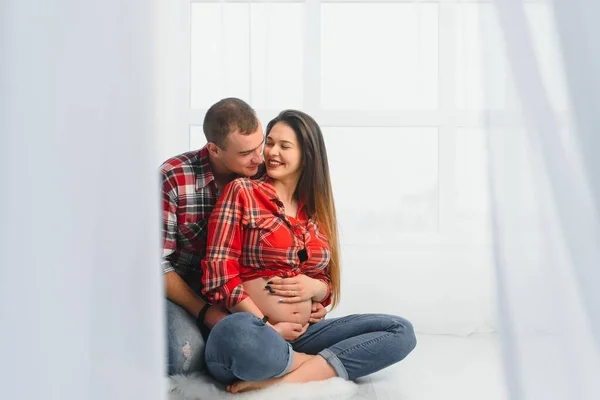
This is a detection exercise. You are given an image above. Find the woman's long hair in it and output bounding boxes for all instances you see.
[265,110,340,308]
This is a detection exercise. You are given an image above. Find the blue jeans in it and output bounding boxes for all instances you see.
[204,312,417,384]
[166,300,206,375]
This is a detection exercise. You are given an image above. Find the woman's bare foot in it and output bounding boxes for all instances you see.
[227,378,279,393]
[225,354,336,394]
[226,353,315,393]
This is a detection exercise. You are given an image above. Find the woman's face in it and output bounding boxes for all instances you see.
[264,122,302,183]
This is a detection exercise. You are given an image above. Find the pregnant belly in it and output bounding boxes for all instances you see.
[242,277,312,325]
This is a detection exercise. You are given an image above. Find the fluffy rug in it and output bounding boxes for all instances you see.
[167,373,359,400]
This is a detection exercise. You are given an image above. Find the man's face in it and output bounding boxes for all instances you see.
[218,124,264,177]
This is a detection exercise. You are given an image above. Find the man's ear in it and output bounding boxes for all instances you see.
[206,142,220,158]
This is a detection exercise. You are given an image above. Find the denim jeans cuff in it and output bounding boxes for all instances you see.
[273,343,294,378]
[318,348,349,380]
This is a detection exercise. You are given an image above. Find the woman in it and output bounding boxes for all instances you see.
[201,110,416,393]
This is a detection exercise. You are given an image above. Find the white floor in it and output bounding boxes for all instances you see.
[168,333,509,400]
[351,333,509,400]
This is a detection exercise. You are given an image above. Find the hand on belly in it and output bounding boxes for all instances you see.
[243,277,312,325]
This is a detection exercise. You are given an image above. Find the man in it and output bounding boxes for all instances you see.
[161,98,327,375]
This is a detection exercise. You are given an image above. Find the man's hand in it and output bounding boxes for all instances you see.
[268,321,309,341]
[309,302,327,324]
[203,303,230,329]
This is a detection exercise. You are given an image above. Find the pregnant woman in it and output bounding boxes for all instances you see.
[201,110,416,393]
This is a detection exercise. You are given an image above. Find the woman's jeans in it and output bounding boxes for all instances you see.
[204,312,417,384]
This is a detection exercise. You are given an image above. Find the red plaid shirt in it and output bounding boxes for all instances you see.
[161,146,218,292]
[201,176,332,308]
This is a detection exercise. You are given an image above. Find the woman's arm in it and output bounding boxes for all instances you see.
[229,297,265,319]
[201,180,262,314]
[304,271,332,307]
[311,278,330,303]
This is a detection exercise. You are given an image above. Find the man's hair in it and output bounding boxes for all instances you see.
[203,98,259,149]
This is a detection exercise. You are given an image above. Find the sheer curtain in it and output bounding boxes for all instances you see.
[0,1,165,399]
[483,0,600,399]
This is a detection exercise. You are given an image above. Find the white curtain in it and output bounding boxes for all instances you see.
[484,0,600,399]
[0,1,165,399]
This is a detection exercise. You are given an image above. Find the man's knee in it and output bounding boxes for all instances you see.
[168,335,205,375]
[166,301,206,375]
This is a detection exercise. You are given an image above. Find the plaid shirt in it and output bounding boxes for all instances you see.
[161,146,218,291]
[201,176,332,308]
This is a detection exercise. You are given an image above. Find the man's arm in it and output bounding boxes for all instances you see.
[165,271,228,329]
[161,171,202,312]
[165,271,206,318]
[161,169,227,328]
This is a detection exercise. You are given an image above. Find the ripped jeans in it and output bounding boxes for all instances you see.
[166,300,206,375]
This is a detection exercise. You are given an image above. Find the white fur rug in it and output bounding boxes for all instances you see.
[167,373,359,400]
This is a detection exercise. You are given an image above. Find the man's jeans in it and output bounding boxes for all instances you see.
[204,312,417,384]
[166,300,206,375]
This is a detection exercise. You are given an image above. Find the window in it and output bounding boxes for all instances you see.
[173,0,554,245]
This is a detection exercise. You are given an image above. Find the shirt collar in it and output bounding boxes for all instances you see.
[258,175,307,213]
[195,145,216,191]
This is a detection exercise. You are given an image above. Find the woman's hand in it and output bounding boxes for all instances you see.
[309,302,327,324]
[267,321,308,341]
[266,275,319,303]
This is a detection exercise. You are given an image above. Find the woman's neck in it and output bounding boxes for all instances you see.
[272,177,299,205]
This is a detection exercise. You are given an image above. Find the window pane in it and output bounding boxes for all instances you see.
[191,3,250,109]
[189,126,207,151]
[190,3,303,110]
[456,3,568,111]
[456,5,508,110]
[321,4,438,110]
[455,128,491,232]
[250,3,303,109]
[191,125,439,240]
[323,127,439,242]
[525,3,569,112]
